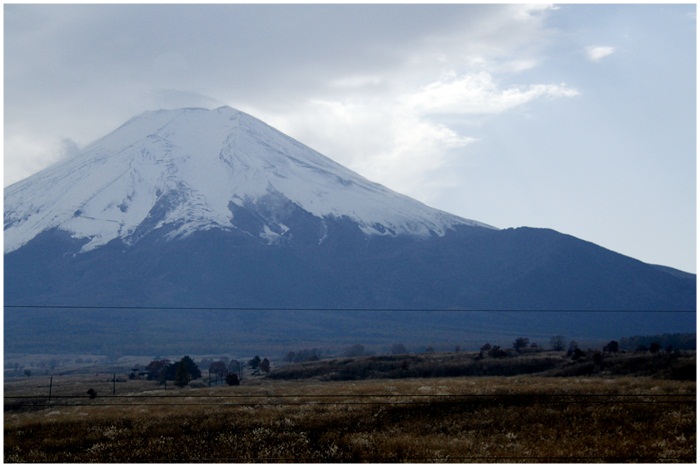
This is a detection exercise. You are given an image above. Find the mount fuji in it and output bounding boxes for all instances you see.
[5,106,490,255]
[4,106,695,355]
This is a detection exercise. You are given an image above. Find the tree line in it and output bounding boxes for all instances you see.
[139,355,271,387]
[281,332,693,366]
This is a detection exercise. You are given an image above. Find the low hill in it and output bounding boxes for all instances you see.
[267,349,696,381]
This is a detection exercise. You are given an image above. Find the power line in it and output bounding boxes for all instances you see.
[4,304,696,312]
[184,456,695,463]
[6,393,694,407]
[5,393,694,399]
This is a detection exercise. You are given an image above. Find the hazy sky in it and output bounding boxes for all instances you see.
[4,4,696,273]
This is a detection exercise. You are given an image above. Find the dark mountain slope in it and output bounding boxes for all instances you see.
[5,222,695,355]
[5,222,695,311]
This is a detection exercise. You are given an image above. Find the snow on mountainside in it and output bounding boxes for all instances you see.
[4,106,493,254]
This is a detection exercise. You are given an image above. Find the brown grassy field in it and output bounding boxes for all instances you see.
[4,374,695,463]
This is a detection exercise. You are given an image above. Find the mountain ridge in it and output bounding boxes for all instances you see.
[3,106,695,355]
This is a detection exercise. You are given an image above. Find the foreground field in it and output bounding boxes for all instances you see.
[4,376,695,462]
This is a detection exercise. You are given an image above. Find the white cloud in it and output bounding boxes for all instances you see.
[258,68,578,203]
[586,46,616,62]
[4,136,81,186]
[329,75,385,90]
[147,89,224,109]
[401,71,579,115]
[494,59,540,73]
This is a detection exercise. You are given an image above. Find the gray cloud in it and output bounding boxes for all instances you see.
[4,4,548,109]
[5,4,558,185]
[58,138,81,160]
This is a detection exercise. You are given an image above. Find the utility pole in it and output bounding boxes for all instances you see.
[112,374,116,396]
[48,376,53,402]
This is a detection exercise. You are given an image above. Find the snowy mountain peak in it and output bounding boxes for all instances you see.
[4,106,493,253]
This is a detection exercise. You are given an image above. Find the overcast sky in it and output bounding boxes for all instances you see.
[4,4,696,273]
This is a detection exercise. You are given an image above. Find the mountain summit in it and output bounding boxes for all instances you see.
[4,107,695,355]
[4,106,490,254]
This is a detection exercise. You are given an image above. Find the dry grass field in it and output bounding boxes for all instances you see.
[4,374,695,463]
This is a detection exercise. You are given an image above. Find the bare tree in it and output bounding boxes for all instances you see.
[344,344,366,357]
[513,337,529,353]
[549,335,566,351]
[603,340,619,353]
[209,361,228,385]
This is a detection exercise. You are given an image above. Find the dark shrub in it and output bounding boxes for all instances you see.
[226,373,240,386]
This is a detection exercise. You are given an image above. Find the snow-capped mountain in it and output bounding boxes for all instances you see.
[4,106,695,355]
[4,106,491,254]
